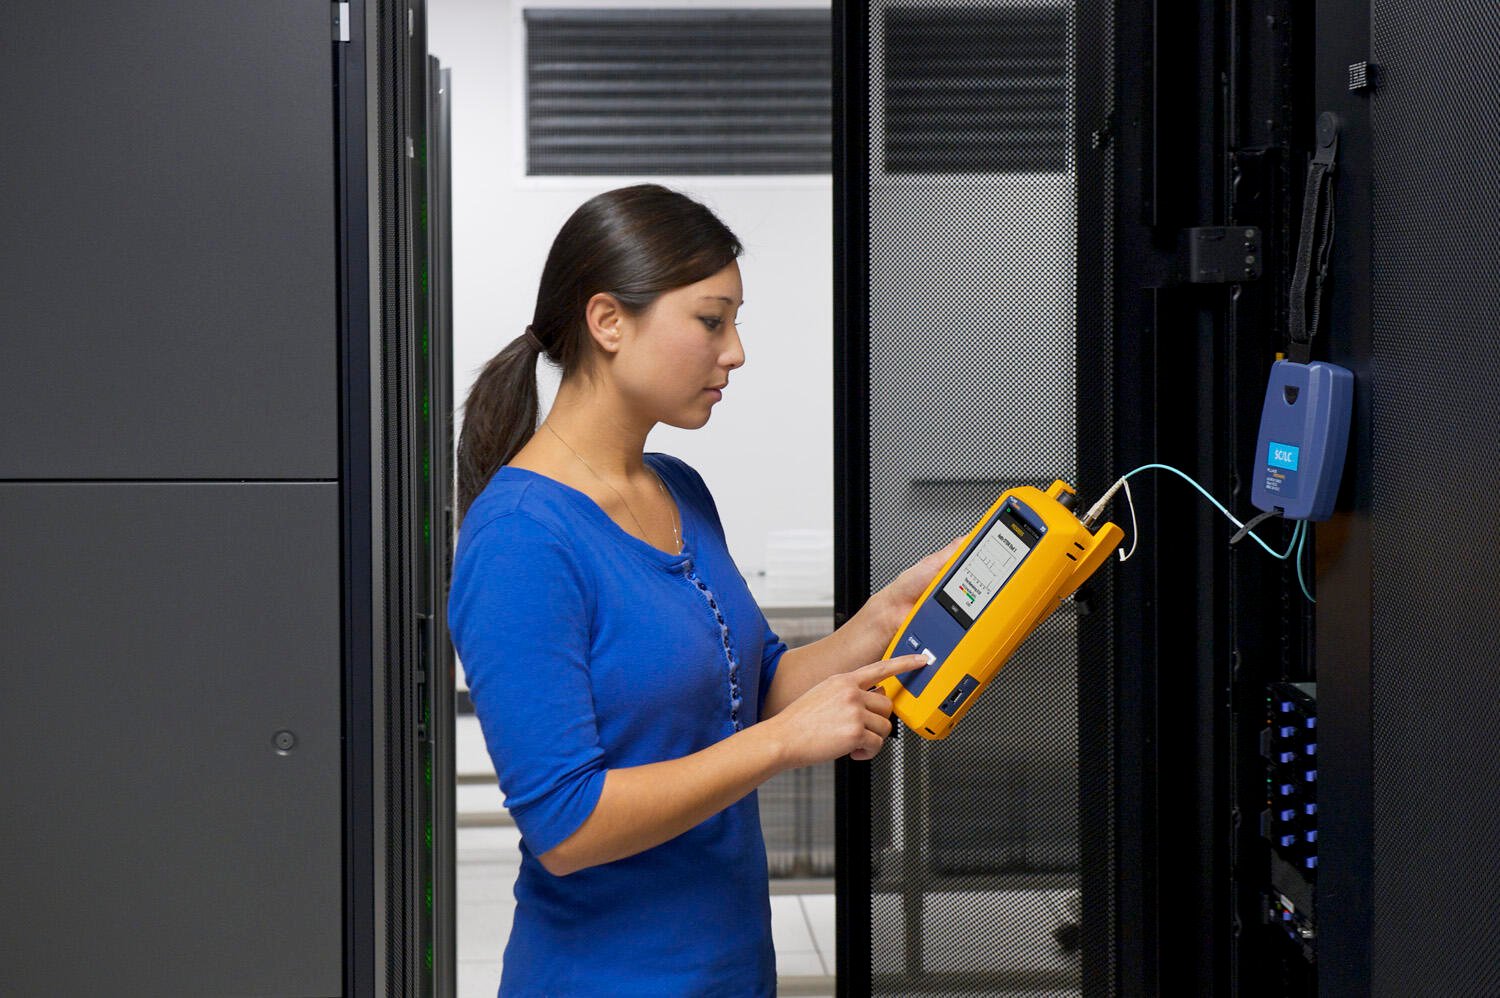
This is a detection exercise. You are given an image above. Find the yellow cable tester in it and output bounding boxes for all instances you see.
[879,480,1123,739]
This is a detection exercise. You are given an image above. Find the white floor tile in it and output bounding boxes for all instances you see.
[457,828,520,974]
[456,714,493,776]
[459,901,514,959]
[771,894,814,953]
[457,960,501,998]
[775,948,825,977]
[457,824,522,860]
[459,822,520,847]
[800,891,836,966]
[458,866,518,905]
[456,781,507,816]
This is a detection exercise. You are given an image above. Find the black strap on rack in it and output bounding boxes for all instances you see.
[1288,112,1342,364]
[1230,506,1283,546]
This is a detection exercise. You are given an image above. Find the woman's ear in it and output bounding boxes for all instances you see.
[585,293,625,354]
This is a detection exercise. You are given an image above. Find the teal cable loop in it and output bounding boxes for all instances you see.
[1120,463,1299,561]
[1294,520,1316,604]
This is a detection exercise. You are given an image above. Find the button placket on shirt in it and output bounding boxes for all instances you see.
[684,566,744,731]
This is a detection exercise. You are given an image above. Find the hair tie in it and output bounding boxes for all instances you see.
[521,326,545,353]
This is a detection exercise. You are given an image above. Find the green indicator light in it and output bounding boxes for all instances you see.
[425,821,432,850]
[421,264,428,297]
[425,944,433,971]
[422,323,429,357]
[423,393,429,421]
[423,452,430,483]
[425,880,433,911]
[425,756,432,786]
[424,517,431,545]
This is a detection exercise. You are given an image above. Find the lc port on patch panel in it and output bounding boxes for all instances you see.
[1262,682,1317,876]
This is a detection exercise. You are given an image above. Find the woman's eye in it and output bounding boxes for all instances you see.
[699,316,723,331]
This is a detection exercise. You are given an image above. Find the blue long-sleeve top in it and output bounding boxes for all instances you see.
[448,452,788,997]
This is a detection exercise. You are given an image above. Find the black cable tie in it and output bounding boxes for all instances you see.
[1230,507,1282,546]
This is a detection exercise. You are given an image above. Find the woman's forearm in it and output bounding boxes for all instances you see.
[539,646,917,877]
[538,721,790,876]
[761,594,899,717]
[761,536,961,718]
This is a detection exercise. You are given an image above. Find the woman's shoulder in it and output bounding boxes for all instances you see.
[645,452,712,503]
[456,469,580,562]
[448,474,598,644]
[646,452,728,539]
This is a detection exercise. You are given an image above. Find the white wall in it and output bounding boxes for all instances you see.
[429,0,833,603]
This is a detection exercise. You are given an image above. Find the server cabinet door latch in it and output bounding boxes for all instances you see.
[1178,226,1263,284]
[333,3,350,43]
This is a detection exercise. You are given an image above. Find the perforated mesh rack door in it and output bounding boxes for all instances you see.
[838,1,1117,993]
[1368,2,1500,993]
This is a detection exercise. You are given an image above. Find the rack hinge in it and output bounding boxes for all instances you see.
[333,3,350,43]
[415,614,432,741]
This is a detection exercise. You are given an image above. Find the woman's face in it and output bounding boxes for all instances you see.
[614,261,745,429]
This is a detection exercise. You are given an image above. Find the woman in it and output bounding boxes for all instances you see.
[449,184,954,996]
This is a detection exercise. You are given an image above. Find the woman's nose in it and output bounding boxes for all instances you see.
[724,324,746,369]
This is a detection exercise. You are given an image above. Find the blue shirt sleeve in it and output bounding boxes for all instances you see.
[757,611,788,716]
[448,511,607,857]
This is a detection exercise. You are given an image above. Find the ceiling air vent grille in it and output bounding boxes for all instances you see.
[525,8,831,176]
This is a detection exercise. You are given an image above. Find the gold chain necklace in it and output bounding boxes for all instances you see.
[541,421,682,553]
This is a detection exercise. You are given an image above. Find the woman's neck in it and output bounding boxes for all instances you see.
[542,377,654,481]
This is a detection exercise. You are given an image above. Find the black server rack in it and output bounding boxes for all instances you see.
[1,2,454,996]
[1312,0,1500,995]
[837,0,1500,995]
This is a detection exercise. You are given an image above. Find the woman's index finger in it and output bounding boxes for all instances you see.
[853,654,927,687]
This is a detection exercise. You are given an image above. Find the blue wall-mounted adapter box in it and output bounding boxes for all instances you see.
[1251,359,1354,521]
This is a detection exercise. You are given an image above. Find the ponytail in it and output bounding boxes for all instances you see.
[455,184,742,522]
[455,329,543,519]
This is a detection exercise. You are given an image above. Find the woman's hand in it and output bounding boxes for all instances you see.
[869,535,967,636]
[760,536,968,720]
[764,654,926,767]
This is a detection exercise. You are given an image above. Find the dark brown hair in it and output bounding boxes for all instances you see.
[456,184,742,520]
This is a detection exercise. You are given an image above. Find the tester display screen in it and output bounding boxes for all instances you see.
[935,503,1043,629]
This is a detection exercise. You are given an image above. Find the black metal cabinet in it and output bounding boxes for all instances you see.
[1315,1,1500,995]
[0,3,454,995]
[0,483,342,995]
[0,2,338,480]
